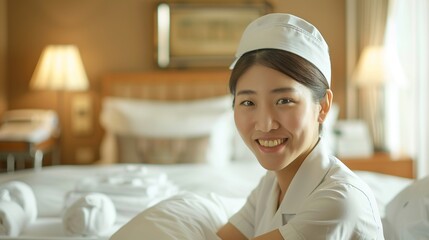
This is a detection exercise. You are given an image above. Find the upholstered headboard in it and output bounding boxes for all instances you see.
[102,70,231,100]
[99,70,240,165]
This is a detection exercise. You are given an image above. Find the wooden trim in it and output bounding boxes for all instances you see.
[0,141,30,152]
[341,152,414,178]
[0,137,57,154]
[103,70,231,100]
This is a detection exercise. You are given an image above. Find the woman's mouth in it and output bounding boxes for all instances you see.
[257,138,287,148]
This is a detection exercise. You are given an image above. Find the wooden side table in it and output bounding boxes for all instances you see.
[0,136,59,172]
[341,152,414,178]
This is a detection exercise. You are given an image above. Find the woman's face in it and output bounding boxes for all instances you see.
[234,64,322,171]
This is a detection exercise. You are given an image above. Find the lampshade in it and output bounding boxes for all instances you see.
[30,45,89,91]
[352,45,406,87]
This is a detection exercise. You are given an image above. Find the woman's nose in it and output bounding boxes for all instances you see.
[255,106,280,132]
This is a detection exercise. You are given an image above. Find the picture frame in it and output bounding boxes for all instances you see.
[155,2,271,68]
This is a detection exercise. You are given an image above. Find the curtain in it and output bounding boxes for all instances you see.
[353,0,391,151]
[386,0,429,178]
[356,0,389,49]
[347,0,428,177]
[346,0,389,119]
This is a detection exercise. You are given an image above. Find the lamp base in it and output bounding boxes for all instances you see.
[358,86,387,153]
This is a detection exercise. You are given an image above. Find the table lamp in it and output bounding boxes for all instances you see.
[30,45,88,91]
[29,45,89,164]
[352,45,405,152]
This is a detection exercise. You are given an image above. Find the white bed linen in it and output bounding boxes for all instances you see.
[0,162,412,239]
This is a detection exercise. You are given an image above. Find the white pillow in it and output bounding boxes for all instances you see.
[385,176,429,240]
[206,110,235,165]
[110,192,228,240]
[100,96,234,165]
[231,125,257,162]
[101,96,232,138]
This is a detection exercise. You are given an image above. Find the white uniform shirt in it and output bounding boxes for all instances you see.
[229,141,384,239]
[384,175,429,240]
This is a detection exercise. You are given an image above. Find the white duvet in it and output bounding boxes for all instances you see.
[0,162,413,239]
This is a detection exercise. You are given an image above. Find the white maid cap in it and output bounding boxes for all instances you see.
[230,13,331,86]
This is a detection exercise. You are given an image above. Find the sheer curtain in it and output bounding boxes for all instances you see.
[348,0,393,151]
[357,0,389,49]
[384,0,429,178]
[347,0,429,177]
[346,0,389,119]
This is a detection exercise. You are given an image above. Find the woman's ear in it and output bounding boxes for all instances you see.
[318,90,333,123]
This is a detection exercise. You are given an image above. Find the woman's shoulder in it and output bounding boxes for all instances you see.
[319,156,378,202]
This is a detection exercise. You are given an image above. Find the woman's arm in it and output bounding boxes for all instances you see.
[217,223,284,240]
[217,223,247,240]
[253,229,283,240]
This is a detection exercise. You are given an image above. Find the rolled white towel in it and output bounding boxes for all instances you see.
[62,193,116,236]
[0,190,27,236]
[0,181,37,225]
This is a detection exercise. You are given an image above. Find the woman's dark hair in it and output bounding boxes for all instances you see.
[229,49,329,103]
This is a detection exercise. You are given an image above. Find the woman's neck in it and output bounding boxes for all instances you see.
[275,138,320,205]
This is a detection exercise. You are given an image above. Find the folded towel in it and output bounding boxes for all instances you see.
[0,181,37,225]
[65,190,174,223]
[0,190,27,236]
[62,193,116,236]
[75,167,177,198]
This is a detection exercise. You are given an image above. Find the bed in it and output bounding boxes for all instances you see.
[0,70,423,240]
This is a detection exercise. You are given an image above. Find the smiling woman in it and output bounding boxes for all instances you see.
[217,13,384,240]
[233,63,326,172]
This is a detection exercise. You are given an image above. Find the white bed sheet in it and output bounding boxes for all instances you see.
[0,162,413,239]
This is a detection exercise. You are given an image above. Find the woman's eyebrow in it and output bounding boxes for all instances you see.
[236,87,297,96]
[236,89,256,96]
[271,87,297,93]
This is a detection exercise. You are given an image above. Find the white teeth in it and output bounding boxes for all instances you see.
[258,139,285,147]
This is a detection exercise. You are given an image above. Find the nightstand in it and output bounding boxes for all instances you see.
[341,152,414,178]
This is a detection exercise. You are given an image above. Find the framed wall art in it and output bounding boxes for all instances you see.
[155,2,271,68]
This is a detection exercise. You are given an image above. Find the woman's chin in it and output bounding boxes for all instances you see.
[256,156,291,171]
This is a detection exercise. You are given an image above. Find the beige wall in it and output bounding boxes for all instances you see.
[6,0,346,164]
[7,0,158,164]
[0,0,7,117]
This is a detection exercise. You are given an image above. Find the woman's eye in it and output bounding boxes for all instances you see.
[277,98,292,105]
[240,100,254,106]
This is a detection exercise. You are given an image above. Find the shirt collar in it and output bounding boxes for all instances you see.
[280,139,333,214]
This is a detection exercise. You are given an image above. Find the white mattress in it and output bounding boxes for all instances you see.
[0,162,413,239]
